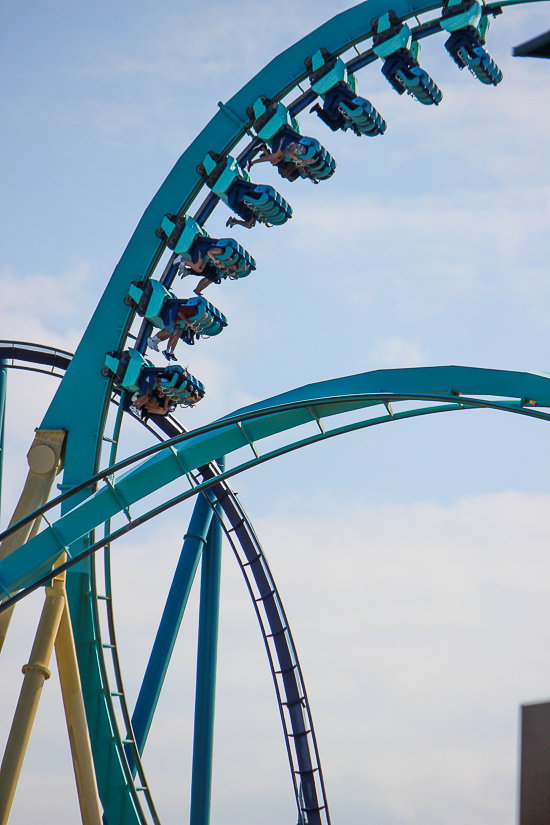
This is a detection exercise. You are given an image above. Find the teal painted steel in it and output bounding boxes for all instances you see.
[131,491,215,763]
[2,400,475,610]
[18,0,542,815]
[3,364,550,600]
[190,476,224,825]
[0,360,7,523]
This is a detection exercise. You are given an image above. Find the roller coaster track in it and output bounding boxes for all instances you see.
[3,367,550,824]
[0,342,330,824]
[0,341,72,379]
[1,0,548,822]
[4,357,550,823]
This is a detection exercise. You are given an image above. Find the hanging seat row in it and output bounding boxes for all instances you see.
[110,0,504,416]
[441,0,503,85]
[103,349,205,408]
[156,215,256,281]
[125,279,227,346]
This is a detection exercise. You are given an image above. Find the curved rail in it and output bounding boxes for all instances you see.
[4,364,550,821]
[202,467,330,825]
[3,364,550,603]
[0,340,72,378]
[6,0,546,819]
[0,339,328,824]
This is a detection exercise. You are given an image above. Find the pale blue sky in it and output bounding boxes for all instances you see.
[1,2,550,824]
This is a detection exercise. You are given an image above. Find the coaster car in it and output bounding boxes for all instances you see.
[125,281,227,345]
[306,50,387,137]
[103,349,204,406]
[156,215,256,280]
[372,13,443,105]
[441,0,503,85]
[247,99,336,181]
[198,153,293,226]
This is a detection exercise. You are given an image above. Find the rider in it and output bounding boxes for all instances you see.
[147,303,201,361]
[247,135,320,184]
[130,378,176,420]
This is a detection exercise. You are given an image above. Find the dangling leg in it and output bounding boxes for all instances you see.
[193,277,214,296]
[163,328,182,362]
[147,329,171,352]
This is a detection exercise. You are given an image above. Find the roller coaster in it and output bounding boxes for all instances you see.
[0,1,548,823]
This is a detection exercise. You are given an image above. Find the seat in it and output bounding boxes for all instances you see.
[332,90,387,137]
[200,153,293,226]
[383,56,444,105]
[307,51,387,137]
[239,183,293,225]
[208,238,257,279]
[248,99,336,182]
[183,297,227,337]
[441,1,502,85]
[292,136,336,181]
[445,31,502,84]
[139,365,205,406]
[373,15,443,105]
[161,297,228,343]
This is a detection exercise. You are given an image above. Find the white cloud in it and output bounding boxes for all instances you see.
[4,489,546,824]
[368,335,428,368]
[0,261,100,352]
[2,1,550,822]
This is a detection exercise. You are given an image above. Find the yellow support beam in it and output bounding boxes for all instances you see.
[0,577,65,823]
[55,592,103,825]
[0,429,102,823]
[0,430,66,654]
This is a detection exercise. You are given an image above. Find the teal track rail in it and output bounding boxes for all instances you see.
[8,0,545,819]
[3,364,550,598]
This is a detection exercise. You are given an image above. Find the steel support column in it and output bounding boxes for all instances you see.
[0,576,65,824]
[189,465,224,825]
[131,491,215,762]
[0,360,7,525]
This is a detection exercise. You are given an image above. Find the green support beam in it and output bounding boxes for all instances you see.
[16,0,543,816]
[190,469,224,825]
[2,364,550,601]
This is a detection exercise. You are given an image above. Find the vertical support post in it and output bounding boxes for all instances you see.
[55,600,103,825]
[0,359,7,526]
[520,700,550,825]
[0,429,66,655]
[0,576,66,824]
[189,460,224,825]
[130,491,215,763]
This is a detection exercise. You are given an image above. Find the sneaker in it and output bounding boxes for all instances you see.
[147,336,159,351]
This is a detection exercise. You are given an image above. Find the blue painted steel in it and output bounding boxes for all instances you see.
[15,0,541,815]
[190,470,224,825]
[0,342,72,378]
[130,491,215,763]
[0,402,471,607]
[0,360,7,523]
[206,475,330,824]
[3,365,550,600]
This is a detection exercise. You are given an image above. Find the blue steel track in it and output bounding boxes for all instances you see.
[1,0,548,822]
